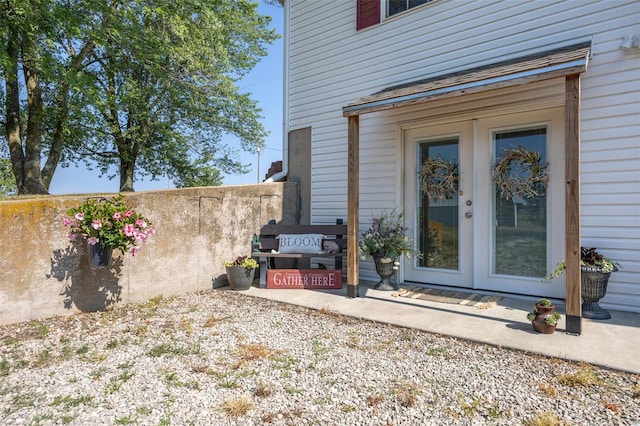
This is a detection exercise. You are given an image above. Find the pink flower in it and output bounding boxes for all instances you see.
[130,246,141,256]
[124,223,135,237]
[113,212,122,220]
[91,219,102,230]
[68,233,77,241]
[135,218,147,228]
[87,237,99,245]
[124,210,133,218]
[62,217,72,227]
[74,212,84,221]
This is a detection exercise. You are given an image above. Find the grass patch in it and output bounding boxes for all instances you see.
[139,295,166,317]
[632,383,640,398]
[366,393,385,406]
[33,321,49,338]
[425,346,449,357]
[105,368,135,395]
[220,396,253,418]
[393,381,421,408]
[0,359,9,376]
[148,343,198,358]
[557,364,603,388]
[33,348,52,367]
[203,315,229,328]
[236,343,283,366]
[523,411,568,426]
[253,381,274,398]
[538,382,556,397]
[50,394,93,408]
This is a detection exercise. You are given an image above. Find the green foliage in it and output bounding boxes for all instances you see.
[545,246,620,280]
[0,158,17,197]
[359,210,422,262]
[537,298,553,307]
[1,0,279,193]
[544,312,561,326]
[223,256,258,269]
[63,195,154,254]
[62,0,279,190]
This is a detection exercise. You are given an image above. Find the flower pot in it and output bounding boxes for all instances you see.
[225,266,256,291]
[531,312,557,334]
[373,254,397,291]
[581,266,616,320]
[533,303,554,315]
[87,242,113,267]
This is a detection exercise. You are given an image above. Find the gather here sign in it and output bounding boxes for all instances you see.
[266,270,342,289]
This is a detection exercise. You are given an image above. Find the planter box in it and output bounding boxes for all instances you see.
[266,269,342,289]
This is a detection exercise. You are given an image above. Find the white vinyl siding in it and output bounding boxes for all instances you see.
[286,0,640,312]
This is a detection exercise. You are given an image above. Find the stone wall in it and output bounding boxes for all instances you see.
[0,183,298,325]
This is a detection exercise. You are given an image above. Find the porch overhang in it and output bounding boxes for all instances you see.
[343,42,590,335]
[342,41,591,117]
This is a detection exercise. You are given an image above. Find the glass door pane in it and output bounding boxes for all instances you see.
[418,138,459,270]
[492,127,547,277]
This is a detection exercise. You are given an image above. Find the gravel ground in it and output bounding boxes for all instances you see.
[1,290,639,426]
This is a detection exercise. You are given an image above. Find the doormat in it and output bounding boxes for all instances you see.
[393,286,502,309]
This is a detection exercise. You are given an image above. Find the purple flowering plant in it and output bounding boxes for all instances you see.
[62,195,154,256]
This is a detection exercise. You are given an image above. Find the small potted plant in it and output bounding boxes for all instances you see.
[223,256,259,291]
[534,298,555,314]
[358,210,422,291]
[545,247,620,320]
[62,195,154,267]
[527,298,561,334]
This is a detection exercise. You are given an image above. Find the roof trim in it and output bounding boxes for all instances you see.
[342,42,591,117]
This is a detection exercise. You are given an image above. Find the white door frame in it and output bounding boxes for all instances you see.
[400,107,565,298]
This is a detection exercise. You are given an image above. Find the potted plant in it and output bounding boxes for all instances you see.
[62,195,154,267]
[527,302,561,334]
[545,247,620,320]
[533,298,555,314]
[359,210,422,291]
[527,298,561,334]
[223,256,259,291]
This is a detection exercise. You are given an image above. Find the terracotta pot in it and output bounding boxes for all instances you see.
[533,303,554,314]
[531,311,558,334]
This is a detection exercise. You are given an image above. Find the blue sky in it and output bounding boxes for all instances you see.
[48,2,284,194]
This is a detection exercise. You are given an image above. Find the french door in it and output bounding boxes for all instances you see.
[403,109,565,297]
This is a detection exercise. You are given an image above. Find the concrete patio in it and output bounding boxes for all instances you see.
[237,281,640,375]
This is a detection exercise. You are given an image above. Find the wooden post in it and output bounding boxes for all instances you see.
[347,115,360,298]
[565,74,581,334]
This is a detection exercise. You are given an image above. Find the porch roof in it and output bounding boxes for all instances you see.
[342,41,591,117]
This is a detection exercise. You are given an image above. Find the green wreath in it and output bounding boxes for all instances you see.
[419,156,459,201]
[493,146,549,200]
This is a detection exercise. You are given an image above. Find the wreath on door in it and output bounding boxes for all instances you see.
[419,156,459,200]
[492,146,549,200]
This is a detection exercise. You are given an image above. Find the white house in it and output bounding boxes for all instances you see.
[278,0,640,328]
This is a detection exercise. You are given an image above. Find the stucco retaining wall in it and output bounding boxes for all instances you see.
[0,183,298,325]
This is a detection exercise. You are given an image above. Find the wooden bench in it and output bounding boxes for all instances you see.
[252,219,347,288]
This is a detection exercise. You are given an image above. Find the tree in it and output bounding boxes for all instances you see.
[1,0,278,194]
[0,157,17,197]
[1,0,101,194]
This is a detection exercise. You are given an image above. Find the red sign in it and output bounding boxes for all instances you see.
[266,269,342,289]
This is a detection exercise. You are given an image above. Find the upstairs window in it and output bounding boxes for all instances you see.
[388,0,432,17]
